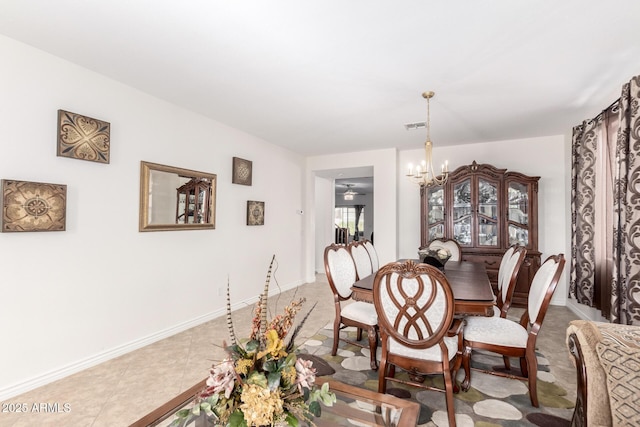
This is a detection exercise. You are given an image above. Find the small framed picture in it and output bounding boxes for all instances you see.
[1,180,67,232]
[247,200,264,226]
[57,109,110,163]
[232,157,252,186]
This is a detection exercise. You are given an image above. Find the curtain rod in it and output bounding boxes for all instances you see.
[592,97,621,122]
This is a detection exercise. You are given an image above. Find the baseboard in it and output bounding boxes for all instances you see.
[0,279,306,401]
[566,299,608,322]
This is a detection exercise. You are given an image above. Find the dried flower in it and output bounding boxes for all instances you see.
[295,357,316,393]
[170,255,335,427]
[202,359,236,399]
[240,384,284,426]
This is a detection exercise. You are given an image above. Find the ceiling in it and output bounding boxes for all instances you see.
[1,1,640,157]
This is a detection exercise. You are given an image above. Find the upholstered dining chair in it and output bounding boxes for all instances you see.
[426,238,462,261]
[362,239,379,272]
[349,241,374,280]
[494,244,527,317]
[373,260,463,427]
[324,243,378,370]
[461,254,566,407]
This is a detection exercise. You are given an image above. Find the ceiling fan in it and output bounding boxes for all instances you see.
[340,183,361,200]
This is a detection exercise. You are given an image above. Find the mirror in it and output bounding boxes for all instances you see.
[139,161,217,231]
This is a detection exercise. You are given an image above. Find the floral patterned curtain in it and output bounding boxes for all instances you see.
[611,77,640,324]
[353,204,364,241]
[569,117,600,307]
[570,75,640,325]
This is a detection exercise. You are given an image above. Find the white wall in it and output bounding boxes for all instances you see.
[0,35,306,399]
[314,176,334,273]
[398,135,569,305]
[305,149,398,279]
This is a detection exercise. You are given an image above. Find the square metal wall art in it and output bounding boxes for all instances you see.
[57,109,110,163]
[1,180,67,232]
[247,200,265,226]
[232,157,252,186]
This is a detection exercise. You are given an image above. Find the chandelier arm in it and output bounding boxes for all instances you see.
[406,91,449,187]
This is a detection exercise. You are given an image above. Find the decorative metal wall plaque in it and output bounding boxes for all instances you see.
[247,200,264,226]
[232,157,252,186]
[57,109,110,163]
[1,180,67,232]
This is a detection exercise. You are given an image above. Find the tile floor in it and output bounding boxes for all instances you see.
[0,274,580,427]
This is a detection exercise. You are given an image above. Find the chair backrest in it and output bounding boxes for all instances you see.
[498,245,527,303]
[373,260,454,349]
[497,245,517,292]
[349,241,373,280]
[324,244,357,300]
[523,254,566,329]
[362,240,379,272]
[428,238,462,262]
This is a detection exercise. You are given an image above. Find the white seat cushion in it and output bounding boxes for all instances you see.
[464,316,528,348]
[388,335,459,362]
[341,301,378,325]
[492,305,501,316]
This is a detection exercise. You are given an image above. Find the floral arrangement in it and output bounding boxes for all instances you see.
[418,246,452,269]
[170,255,335,427]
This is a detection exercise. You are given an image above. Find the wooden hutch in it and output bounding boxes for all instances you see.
[420,161,540,307]
[176,177,212,224]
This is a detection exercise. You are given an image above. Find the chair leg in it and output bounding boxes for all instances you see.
[377,359,388,393]
[443,367,457,427]
[503,355,511,371]
[451,355,462,393]
[520,356,529,378]
[357,327,363,341]
[461,346,472,391]
[526,350,539,407]
[367,326,378,371]
[332,318,341,356]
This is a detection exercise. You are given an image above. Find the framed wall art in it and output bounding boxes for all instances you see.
[57,109,111,163]
[1,180,67,232]
[232,157,252,186]
[246,200,265,226]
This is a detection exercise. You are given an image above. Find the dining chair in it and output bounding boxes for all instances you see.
[373,259,463,427]
[324,243,379,370]
[494,244,527,317]
[349,241,374,280]
[461,254,566,407]
[425,238,462,261]
[362,239,379,272]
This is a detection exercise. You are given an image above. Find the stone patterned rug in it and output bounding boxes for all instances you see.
[299,325,574,427]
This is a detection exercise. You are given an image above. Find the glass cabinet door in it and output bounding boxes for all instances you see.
[477,178,499,247]
[452,179,472,245]
[507,181,530,246]
[426,186,445,241]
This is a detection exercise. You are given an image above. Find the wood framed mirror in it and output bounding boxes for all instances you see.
[139,161,217,231]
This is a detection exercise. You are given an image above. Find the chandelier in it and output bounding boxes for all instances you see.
[406,91,449,187]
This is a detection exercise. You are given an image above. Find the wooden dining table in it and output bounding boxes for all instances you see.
[351,260,495,316]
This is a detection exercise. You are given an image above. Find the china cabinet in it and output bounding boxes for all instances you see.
[420,161,540,307]
[176,178,212,224]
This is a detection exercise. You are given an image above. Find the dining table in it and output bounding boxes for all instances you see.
[351,259,495,316]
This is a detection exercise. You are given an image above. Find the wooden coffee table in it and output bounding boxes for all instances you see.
[129,377,419,427]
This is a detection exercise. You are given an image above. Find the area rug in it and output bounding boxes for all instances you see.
[298,326,574,427]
